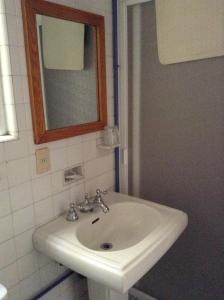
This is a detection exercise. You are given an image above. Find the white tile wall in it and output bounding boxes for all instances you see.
[0,0,114,299]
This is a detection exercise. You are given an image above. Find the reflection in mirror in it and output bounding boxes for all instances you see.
[36,14,98,130]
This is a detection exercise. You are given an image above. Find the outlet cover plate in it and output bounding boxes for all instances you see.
[36,147,50,174]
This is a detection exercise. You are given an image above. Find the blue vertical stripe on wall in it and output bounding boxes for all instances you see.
[112,0,120,192]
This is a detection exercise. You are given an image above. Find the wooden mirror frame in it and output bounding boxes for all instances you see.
[22,0,107,144]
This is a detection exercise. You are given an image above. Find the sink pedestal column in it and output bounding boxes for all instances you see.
[88,280,129,300]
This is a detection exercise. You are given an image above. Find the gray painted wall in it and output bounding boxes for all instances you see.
[129,2,224,299]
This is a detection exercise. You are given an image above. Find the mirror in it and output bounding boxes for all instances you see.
[37,15,99,130]
[22,0,107,144]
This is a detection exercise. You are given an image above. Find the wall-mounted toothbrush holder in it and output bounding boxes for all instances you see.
[97,126,120,150]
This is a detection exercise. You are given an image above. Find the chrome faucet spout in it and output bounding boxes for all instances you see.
[76,189,109,214]
[93,189,109,213]
[97,201,109,213]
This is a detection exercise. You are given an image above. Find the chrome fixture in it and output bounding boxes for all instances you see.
[77,189,109,214]
[66,203,79,222]
[93,189,109,213]
[77,193,94,213]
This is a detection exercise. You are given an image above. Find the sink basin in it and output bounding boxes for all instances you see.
[76,202,161,251]
[33,192,187,293]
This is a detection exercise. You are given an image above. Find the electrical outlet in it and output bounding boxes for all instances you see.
[35,148,50,174]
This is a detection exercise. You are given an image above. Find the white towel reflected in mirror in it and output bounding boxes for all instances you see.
[42,15,85,70]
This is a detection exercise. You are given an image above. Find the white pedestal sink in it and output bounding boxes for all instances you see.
[33,192,187,300]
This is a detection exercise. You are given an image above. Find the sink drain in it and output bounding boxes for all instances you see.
[100,242,113,250]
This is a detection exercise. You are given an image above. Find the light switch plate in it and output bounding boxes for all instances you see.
[35,148,50,174]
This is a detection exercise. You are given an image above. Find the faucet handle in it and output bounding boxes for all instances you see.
[66,202,79,221]
[69,202,76,209]
[84,193,90,204]
[96,189,107,196]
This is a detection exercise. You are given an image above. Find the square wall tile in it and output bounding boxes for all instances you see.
[48,139,67,150]
[18,46,27,75]
[15,0,22,16]
[70,183,85,204]
[0,163,8,191]
[83,139,97,162]
[66,135,82,146]
[36,252,52,269]
[0,143,5,163]
[10,181,33,211]
[0,190,11,217]
[7,157,30,187]
[53,190,70,217]
[7,284,21,300]
[0,239,16,269]
[12,76,24,103]
[39,262,60,288]
[67,143,83,166]
[13,205,35,235]
[81,132,96,142]
[4,0,16,14]
[51,170,65,194]
[34,197,53,226]
[17,251,38,280]
[16,18,24,47]
[15,228,34,258]
[6,14,18,46]
[85,154,114,180]
[4,131,29,160]
[0,1,5,14]
[8,46,20,75]
[0,262,19,289]
[24,102,32,130]
[32,174,52,202]
[15,103,27,130]
[0,214,13,243]
[51,148,68,172]
[20,271,41,300]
